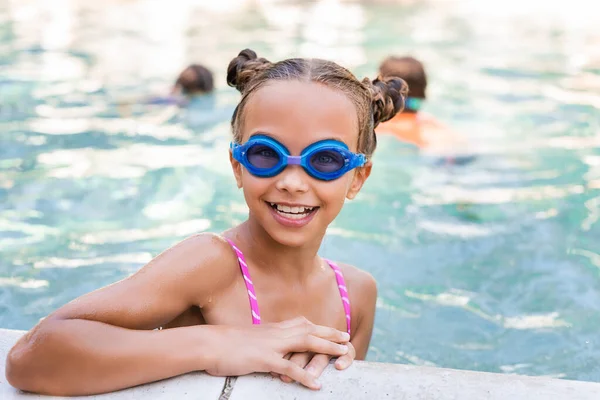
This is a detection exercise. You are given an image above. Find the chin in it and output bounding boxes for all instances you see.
[263,215,325,249]
[266,228,318,248]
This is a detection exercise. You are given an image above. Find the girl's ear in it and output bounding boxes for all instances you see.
[229,149,243,188]
[346,161,372,200]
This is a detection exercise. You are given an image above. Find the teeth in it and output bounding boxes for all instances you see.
[277,210,308,220]
[269,202,315,215]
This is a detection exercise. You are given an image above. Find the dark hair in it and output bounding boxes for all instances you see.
[379,56,427,99]
[227,49,408,158]
[175,64,214,94]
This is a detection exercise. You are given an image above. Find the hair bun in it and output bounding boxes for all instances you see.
[227,49,272,93]
[363,76,408,127]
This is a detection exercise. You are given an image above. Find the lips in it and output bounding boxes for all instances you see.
[266,201,320,227]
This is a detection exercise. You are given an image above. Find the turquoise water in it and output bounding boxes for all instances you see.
[1,0,600,382]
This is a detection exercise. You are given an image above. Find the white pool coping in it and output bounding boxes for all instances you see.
[1,328,598,399]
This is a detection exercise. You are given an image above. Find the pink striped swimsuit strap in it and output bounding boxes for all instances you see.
[324,259,352,335]
[225,239,261,325]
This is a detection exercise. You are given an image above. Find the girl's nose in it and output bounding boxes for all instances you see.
[274,165,310,194]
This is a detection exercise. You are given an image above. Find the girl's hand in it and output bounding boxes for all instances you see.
[275,341,356,384]
[333,341,356,370]
[204,317,350,390]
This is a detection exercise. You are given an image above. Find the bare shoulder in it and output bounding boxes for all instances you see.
[163,232,233,264]
[44,232,242,329]
[336,263,377,293]
[335,262,378,311]
[149,233,233,271]
[334,262,377,343]
[136,232,241,305]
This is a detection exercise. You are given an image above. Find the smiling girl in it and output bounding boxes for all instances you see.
[6,49,407,396]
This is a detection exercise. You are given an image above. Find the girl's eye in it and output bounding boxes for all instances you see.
[259,149,277,158]
[317,155,334,164]
[310,150,345,173]
[247,145,280,169]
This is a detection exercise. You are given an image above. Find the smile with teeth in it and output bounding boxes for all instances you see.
[268,202,318,219]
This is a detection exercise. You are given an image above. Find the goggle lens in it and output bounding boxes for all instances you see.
[309,149,346,173]
[246,144,281,169]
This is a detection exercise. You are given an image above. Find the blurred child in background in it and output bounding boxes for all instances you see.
[376,56,473,165]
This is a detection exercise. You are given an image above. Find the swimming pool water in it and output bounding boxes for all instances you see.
[1,0,599,382]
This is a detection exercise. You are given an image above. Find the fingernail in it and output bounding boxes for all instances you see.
[339,344,348,352]
[313,380,322,390]
[342,332,350,340]
[336,360,346,369]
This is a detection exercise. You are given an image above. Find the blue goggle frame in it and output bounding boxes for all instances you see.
[230,135,367,181]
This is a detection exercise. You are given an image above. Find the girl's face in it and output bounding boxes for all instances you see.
[230,80,372,247]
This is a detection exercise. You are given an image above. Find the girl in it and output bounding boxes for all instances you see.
[6,49,407,396]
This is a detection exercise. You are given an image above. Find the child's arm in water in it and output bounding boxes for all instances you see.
[5,234,350,395]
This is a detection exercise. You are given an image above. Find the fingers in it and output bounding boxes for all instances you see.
[288,335,349,357]
[334,354,353,370]
[277,316,308,328]
[334,342,356,370]
[276,317,349,343]
[280,352,312,383]
[270,351,291,379]
[305,353,331,379]
[271,359,321,390]
[308,324,350,343]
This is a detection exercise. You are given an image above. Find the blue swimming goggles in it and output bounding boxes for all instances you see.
[230,135,367,181]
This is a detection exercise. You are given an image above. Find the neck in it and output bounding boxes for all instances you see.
[228,219,325,282]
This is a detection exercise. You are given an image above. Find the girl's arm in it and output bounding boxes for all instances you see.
[347,269,377,360]
[7,320,223,395]
[6,234,351,395]
[5,234,231,395]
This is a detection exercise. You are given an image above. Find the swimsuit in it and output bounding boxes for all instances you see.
[225,238,352,334]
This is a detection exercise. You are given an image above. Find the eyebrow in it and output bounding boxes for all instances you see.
[249,131,347,144]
